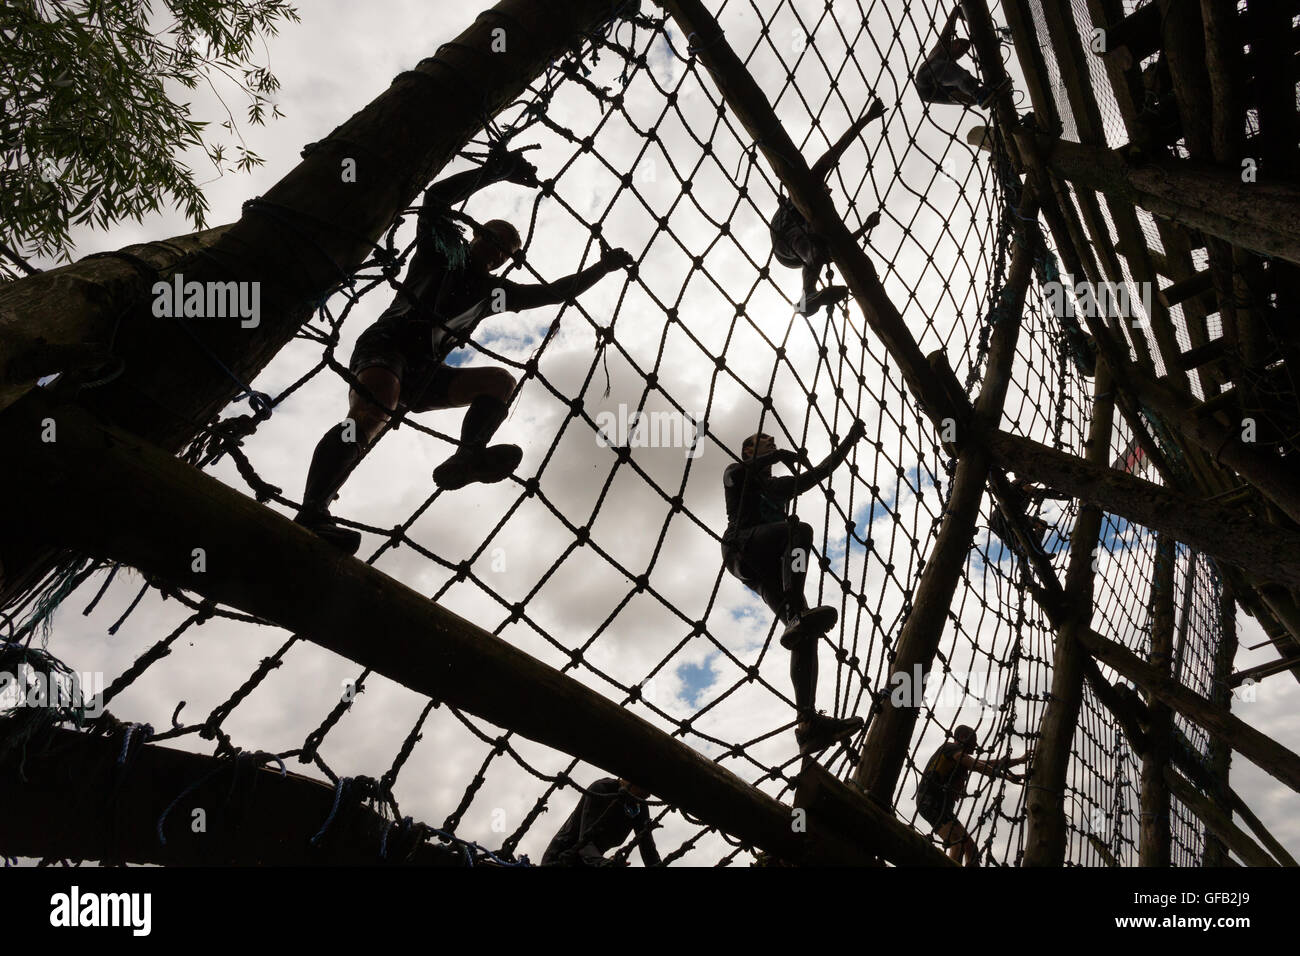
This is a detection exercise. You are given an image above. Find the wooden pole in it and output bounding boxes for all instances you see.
[0,0,625,607]
[1203,574,1239,865]
[852,184,1042,801]
[1076,626,1300,795]
[0,726,464,866]
[1227,786,1298,868]
[0,226,231,413]
[796,759,954,866]
[1022,371,1115,866]
[1042,137,1300,267]
[654,0,967,431]
[1163,767,1279,867]
[0,393,915,866]
[1139,534,1176,866]
[986,430,1300,591]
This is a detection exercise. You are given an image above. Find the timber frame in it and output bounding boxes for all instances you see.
[1,0,1297,866]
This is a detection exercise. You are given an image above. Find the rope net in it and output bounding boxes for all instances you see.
[2,0,1229,867]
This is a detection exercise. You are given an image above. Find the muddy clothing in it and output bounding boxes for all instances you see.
[542,778,661,867]
[917,741,970,827]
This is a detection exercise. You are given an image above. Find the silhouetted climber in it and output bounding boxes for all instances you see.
[914,6,1005,109]
[988,476,1068,564]
[771,97,887,316]
[541,777,661,867]
[916,724,1030,865]
[721,424,867,755]
[296,144,633,552]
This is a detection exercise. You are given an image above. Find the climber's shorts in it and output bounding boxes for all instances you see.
[349,318,455,408]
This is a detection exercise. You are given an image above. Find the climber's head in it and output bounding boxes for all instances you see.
[619,779,651,800]
[947,37,971,58]
[742,433,777,460]
[954,724,978,752]
[470,219,522,271]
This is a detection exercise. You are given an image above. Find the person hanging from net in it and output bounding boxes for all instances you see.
[540,777,661,867]
[915,724,1030,866]
[721,425,867,755]
[987,476,1068,564]
[295,143,634,552]
[914,6,1007,109]
[770,97,887,317]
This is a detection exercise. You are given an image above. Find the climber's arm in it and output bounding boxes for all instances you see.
[788,420,867,496]
[421,145,540,208]
[492,248,632,313]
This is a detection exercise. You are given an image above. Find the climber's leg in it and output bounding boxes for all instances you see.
[778,520,837,649]
[791,234,847,315]
[296,325,404,554]
[420,365,524,490]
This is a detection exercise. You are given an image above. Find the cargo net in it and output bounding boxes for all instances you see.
[2,0,1225,867]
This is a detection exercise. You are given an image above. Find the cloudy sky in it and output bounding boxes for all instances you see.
[12,0,1297,866]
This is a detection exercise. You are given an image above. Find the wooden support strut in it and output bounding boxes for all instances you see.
[1163,766,1279,867]
[1075,626,1300,796]
[1042,136,1300,268]
[852,183,1042,802]
[1203,571,1239,866]
[0,726,465,866]
[0,393,938,867]
[1022,370,1116,867]
[985,429,1300,592]
[654,0,967,432]
[1139,535,1176,867]
[1079,651,1299,866]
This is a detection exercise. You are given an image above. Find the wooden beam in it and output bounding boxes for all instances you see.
[0,726,464,865]
[986,430,1300,591]
[1073,329,1300,527]
[1076,627,1300,795]
[853,184,1043,802]
[655,0,966,431]
[0,0,626,608]
[1099,1,1163,70]
[1163,767,1279,867]
[1043,137,1300,267]
[1230,653,1300,688]
[1203,572,1238,865]
[1227,786,1299,868]
[795,760,954,866]
[0,393,892,867]
[1083,650,1298,866]
[0,227,232,414]
[1139,535,1176,866]
[1023,370,1116,866]
[1157,270,1216,310]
